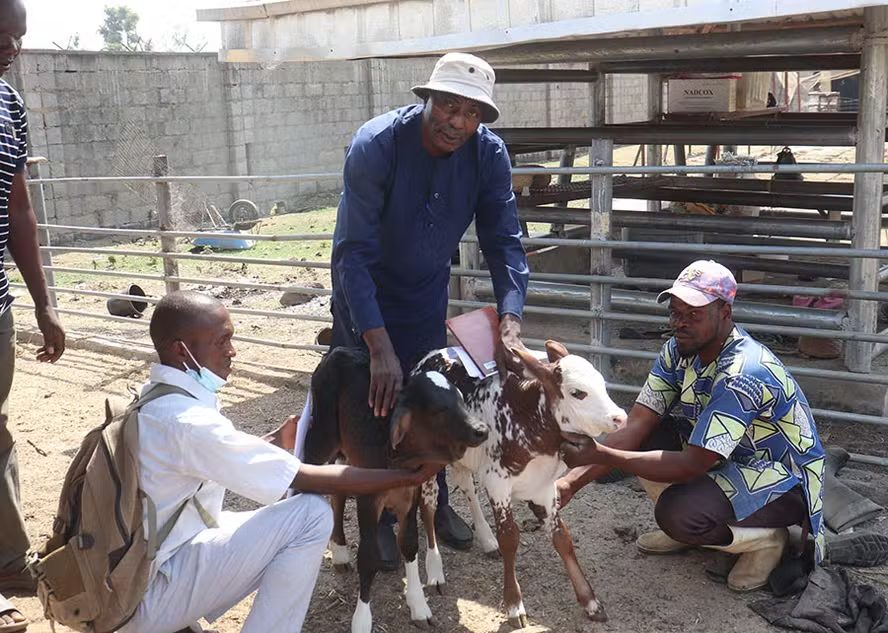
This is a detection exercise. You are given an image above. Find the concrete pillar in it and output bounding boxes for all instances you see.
[589,68,613,377]
[846,7,888,372]
[153,155,181,294]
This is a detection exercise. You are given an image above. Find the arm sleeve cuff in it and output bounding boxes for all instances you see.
[499,292,525,320]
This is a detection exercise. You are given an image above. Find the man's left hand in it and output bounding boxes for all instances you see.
[263,415,298,451]
[35,306,65,363]
[495,313,523,378]
[560,432,601,469]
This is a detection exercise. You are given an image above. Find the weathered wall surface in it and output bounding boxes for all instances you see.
[8,50,648,233]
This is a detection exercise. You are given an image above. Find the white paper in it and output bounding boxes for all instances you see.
[451,345,484,379]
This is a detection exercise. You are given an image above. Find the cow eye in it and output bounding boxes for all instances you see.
[570,389,587,400]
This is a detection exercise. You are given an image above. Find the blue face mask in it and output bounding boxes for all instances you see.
[182,344,227,394]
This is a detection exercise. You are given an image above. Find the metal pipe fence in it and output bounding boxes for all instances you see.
[15,161,888,441]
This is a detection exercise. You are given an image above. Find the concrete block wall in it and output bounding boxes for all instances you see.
[9,50,651,234]
[10,52,234,233]
[608,74,649,123]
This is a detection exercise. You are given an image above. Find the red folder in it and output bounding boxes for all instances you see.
[445,306,500,377]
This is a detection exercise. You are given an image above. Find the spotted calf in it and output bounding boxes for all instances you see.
[415,340,627,628]
[304,347,488,633]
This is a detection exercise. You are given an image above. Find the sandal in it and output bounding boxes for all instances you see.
[0,594,27,633]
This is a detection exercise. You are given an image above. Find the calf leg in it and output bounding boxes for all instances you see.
[395,496,436,627]
[490,492,526,629]
[544,494,607,623]
[330,493,351,572]
[351,495,382,633]
[420,479,446,593]
[452,466,499,556]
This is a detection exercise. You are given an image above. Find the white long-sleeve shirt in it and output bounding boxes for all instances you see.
[137,364,301,575]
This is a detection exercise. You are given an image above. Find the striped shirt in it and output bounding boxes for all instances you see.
[0,79,28,316]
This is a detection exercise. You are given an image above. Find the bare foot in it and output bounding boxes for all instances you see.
[0,600,26,630]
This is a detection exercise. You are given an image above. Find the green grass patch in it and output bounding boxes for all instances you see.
[6,206,339,288]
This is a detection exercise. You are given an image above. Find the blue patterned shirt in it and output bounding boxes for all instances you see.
[637,327,826,562]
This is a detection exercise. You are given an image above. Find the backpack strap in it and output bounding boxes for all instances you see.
[133,383,194,410]
[123,382,221,558]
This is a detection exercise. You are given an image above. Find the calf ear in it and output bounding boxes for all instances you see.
[510,346,553,383]
[545,340,569,362]
[390,409,413,450]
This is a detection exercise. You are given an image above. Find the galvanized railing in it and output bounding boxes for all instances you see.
[7,160,888,459]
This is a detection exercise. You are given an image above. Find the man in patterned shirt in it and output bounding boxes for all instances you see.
[557,260,825,592]
[0,1,66,630]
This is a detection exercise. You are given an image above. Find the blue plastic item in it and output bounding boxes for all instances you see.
[192,231,255,251]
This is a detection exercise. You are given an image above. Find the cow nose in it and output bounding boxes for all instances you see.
[612,412,628,430]
[469,425,488,446]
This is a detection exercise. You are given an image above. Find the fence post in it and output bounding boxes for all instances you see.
[589,68,613,378]
[27,157,56,307]
[646,73,663,212]
[153,155,180,294]
[458,221,480,312]
[846,6,888,372]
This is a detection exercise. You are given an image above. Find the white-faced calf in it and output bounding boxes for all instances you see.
[415,340,627,628]
[303,347,488,633]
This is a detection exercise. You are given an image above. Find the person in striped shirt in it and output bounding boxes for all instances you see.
[0,1,65,631]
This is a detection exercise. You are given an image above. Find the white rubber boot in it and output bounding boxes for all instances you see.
[705,526,788,592]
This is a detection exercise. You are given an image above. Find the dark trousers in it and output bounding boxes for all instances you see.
[643,417,809,546]
[328,300,449,510]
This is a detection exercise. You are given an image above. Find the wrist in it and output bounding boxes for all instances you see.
[500,313,521,335]
[363,327,393,356]
[573,464,603,488]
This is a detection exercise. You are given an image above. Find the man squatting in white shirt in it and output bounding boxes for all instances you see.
[119,291,439,633]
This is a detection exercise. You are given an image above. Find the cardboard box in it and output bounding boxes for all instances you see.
[667,77,737,113]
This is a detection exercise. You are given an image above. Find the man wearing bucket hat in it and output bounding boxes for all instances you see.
[0,1,66,631]
[328,52,529,563]
[557,260,826,593]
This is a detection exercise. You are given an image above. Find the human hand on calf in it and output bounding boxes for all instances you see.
[262,414,298,451]
[407,463,442,486]
[363,327,403,417]
[560,432,602,469]
[555,476,576,509]
[495,313,523,379]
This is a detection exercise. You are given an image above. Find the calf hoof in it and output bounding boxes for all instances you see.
[483,548,501,560]
[584,599,607,623]
[508,614,529,629]
[507,602,528,629]
[331,542,352,573]
[426,581,446,596]
[411,616,438,629]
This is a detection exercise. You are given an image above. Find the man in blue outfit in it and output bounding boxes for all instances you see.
[558,261,825,593]
[330,52,529,565]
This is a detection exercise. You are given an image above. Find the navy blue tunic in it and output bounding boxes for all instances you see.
[330,104,529,372]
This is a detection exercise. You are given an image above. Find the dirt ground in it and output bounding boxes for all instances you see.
[3,142,887,631]
[4,340,886,633]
